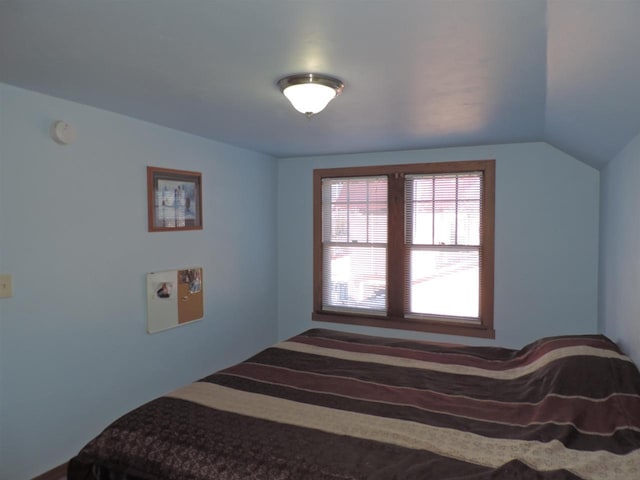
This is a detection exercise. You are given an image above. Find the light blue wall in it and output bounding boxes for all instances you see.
[600,131,640,365]
[277,143,600,348]
[0,84,278,479]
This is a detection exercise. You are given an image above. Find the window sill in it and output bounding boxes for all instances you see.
[312,311,495,339]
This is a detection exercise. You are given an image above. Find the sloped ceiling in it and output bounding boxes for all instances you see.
[1,0,639,169]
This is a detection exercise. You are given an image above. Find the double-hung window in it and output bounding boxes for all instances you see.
[313,160,495,338]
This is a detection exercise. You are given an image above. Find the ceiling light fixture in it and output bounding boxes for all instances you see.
[278,73,344,117]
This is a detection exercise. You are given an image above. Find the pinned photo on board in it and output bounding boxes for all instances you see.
[180,268,202,294]
[155,282,173,298]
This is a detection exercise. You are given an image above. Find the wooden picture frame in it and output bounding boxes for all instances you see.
[147,166,202,232]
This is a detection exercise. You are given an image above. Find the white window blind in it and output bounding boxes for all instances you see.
[321,176,388,314]
[405,172,482,321]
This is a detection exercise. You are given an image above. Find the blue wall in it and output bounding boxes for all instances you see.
[277,143,600,348]
[0,84,278,479]
[600,131,640,365]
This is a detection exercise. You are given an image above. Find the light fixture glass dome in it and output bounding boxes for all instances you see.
[278,73,344,117]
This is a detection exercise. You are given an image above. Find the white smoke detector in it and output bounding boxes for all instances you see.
[50,120,76,145]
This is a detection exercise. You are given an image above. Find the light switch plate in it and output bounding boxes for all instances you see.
[0,274,13,298]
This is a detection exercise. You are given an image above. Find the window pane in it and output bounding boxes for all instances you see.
[409,248,479,318]
[458,175,481,200]
[329,181,344,203]
[457,199,480,245]
[411,201,433,245]
[322,177,387,244]
[330,205,348,242]
[434,176,457,200]
[368,210,387,243]
[413,176,433,201]
[433,200,456,245]
[347,203,367,242]
[348,180,368,202]
[322,245,386,312]
[407,172,482,247]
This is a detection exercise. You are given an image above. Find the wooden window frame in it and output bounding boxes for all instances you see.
[312,160,495,339]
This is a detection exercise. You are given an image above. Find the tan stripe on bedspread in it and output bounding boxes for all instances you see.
[166,382,640,480]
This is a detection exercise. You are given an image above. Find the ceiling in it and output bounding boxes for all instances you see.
[1,0,640,169]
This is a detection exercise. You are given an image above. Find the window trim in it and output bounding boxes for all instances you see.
[312,160,495,339]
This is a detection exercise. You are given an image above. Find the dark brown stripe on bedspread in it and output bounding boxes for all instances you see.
[76,396,524,480]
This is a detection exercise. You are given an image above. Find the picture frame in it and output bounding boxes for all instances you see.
[147,166,202,232]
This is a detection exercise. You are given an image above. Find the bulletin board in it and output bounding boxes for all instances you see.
[147,267,203,333]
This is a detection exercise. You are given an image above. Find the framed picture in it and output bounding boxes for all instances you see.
[147,166,202,232]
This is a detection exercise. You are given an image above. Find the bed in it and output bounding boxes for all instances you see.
[68,328,640,480]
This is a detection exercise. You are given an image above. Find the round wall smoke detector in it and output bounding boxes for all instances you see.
[50,120,76,145]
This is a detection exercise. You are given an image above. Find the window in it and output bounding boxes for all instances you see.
[313,160,495,338]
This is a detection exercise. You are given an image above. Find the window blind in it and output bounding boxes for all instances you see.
[321,176,388,314]
[404,172,482,321]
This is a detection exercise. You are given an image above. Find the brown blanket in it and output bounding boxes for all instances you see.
[69,329,640,479]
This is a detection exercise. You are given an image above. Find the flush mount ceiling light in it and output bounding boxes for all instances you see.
[278,73,344,117]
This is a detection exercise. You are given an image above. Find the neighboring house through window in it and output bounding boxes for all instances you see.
[313,160,495,338]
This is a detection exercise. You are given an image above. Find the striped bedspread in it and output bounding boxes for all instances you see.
[69,329,640,480]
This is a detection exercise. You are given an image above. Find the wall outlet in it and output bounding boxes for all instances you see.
[0,274,13,298]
